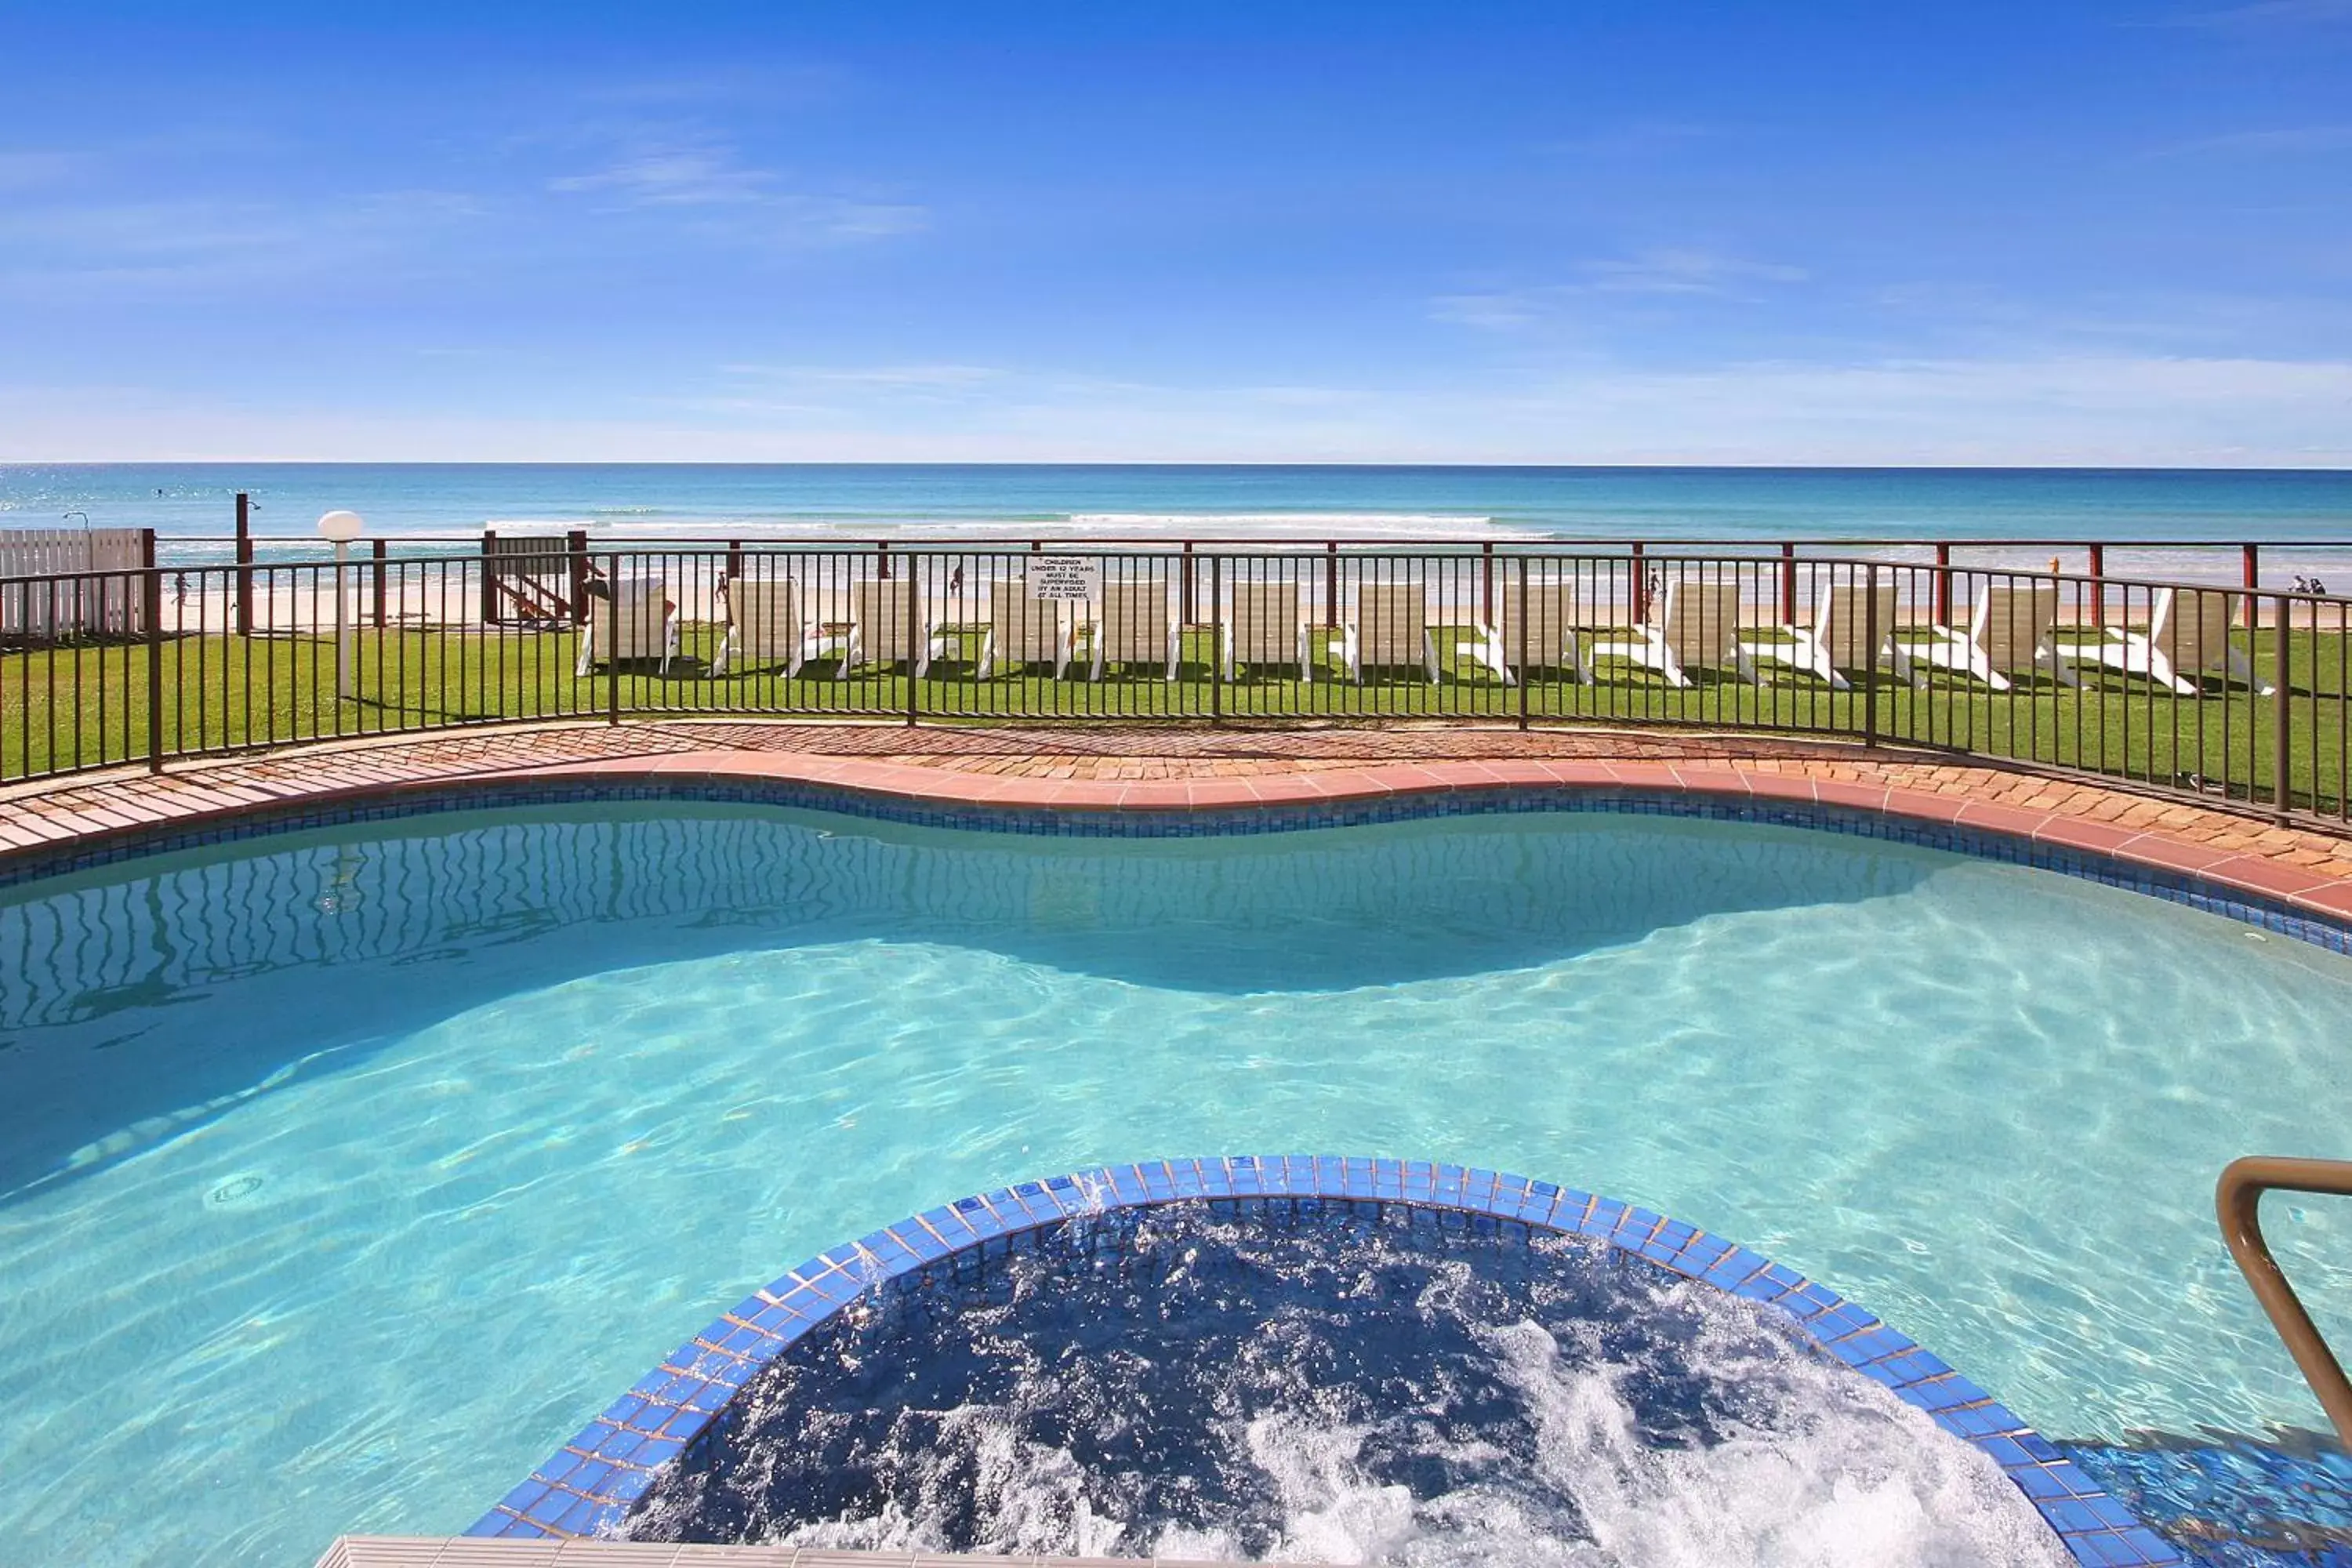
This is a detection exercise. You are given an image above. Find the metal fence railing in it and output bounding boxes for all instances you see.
[2,543,2346,829]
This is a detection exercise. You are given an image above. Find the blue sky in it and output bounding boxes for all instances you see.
[2,1,2348,463]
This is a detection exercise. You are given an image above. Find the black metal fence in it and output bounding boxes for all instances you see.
[3,542,2345,828]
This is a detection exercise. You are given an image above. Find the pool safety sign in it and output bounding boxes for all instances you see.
[1026,557,1102,600]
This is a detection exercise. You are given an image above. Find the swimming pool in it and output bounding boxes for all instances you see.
[2,795,2348,1564]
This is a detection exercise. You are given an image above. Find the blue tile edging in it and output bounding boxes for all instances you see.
[5,772,2350,957]
[470,1155,2186,1566]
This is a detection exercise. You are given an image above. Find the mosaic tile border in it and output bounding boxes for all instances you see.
[469,1156,2184,1567]
[4,771,2349,958]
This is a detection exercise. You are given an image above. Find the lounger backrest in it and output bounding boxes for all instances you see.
[1226,581,1301,662]
[2154,587,2238,672]
[1660,579,1742,666]
[1497,579,1578,666]
[1819,585,1898,667]
[853,579,930,660]
[728,578,799,657]
[990,579,1069,662]
[593,579,669,663]
[1095,579,1171,661]
[1355,583,1428,664]
[1976,584,2056,666]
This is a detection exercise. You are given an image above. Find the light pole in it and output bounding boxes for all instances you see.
[317,510,365,700]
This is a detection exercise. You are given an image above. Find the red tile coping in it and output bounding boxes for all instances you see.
[5,721,2352,934]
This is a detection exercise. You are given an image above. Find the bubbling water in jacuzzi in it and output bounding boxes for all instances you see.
[622,1202,2068,1566]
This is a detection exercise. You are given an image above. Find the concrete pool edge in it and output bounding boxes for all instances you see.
[473,1155,2184,1567]
[5,751,2351,956]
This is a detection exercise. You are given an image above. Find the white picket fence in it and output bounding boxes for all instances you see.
[0,528,149,639]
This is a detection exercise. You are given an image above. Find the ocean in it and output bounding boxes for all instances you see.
[3,463,2350,580]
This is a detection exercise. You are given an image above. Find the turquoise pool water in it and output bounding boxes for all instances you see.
[2,804,2349,1566]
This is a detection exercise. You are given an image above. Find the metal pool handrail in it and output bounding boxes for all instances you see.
[2217,1155,2352,1447]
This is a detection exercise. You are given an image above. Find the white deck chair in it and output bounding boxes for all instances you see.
[1591,579,1755,688]
[1221,580,1313,681]
[978,579,1074,678]
[1336,583,1440,684]
[573,578,677,676]
[1460,579,1590,686]
[1907,583,2074,691]
[837,579,949,678]
[712,578,832,677]
[1744,584,1908,690]
[1089,579,1178,681]
[2058,587,2273,695]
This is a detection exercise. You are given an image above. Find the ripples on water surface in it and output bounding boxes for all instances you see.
[2,803,2350,1565]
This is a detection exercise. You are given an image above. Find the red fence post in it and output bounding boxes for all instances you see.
[234,491,253,637]
[2245,543,2260,628]
[1934,543,1953,626]
[1779,542,1796,626]
[567,529,590,621]
[2088,543,2105,630]
[480,529,499,625]
[143,544,164,772]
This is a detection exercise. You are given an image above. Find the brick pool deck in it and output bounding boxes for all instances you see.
[5,718,2352,919]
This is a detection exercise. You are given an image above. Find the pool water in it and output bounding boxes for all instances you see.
[2,803,2350,1566]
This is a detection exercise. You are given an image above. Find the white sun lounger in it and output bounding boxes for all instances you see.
[1591,579,1755,688]
[573,577,677,677]
[2058,586,2274,695]
[1089,579,1178,681]
[978,578,1075,678]
[1907,583,2074,691]
[1460,578,1590,685]
[838,579,951,678]
[1336,583,1439,684]
[711,578,835,677]
[1221,580,1313,681]
[1744,583,1908,690]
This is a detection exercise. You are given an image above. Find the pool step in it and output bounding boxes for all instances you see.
[315,1538,1324,1567]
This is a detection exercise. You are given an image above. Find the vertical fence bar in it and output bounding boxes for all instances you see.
[1779,543,1796,626]
[2275,590,2292,821]
[906,550,921,727]
[2245,545,2261,627]
[371,540,387,628]
[1863,564,1880,749]
[143,560,165,771]
[1934,543,1953,627]
[606,554,622,726]
[1516,555,1530,731]
[234,491,254,637]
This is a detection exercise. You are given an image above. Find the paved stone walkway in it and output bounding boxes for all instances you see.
[5,718,2350,916]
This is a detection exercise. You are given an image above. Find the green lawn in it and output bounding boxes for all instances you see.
[5,620,2343,819]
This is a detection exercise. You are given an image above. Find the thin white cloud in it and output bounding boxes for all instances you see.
[718,363,1002,387]
[0,151,80,191]
[1542,120,1714,158]
[1433,251,1809,332]
[1583,249,1810,295]
[2168,0,2352,24]
[550,139,924,243]
[2167,125,2352,154]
